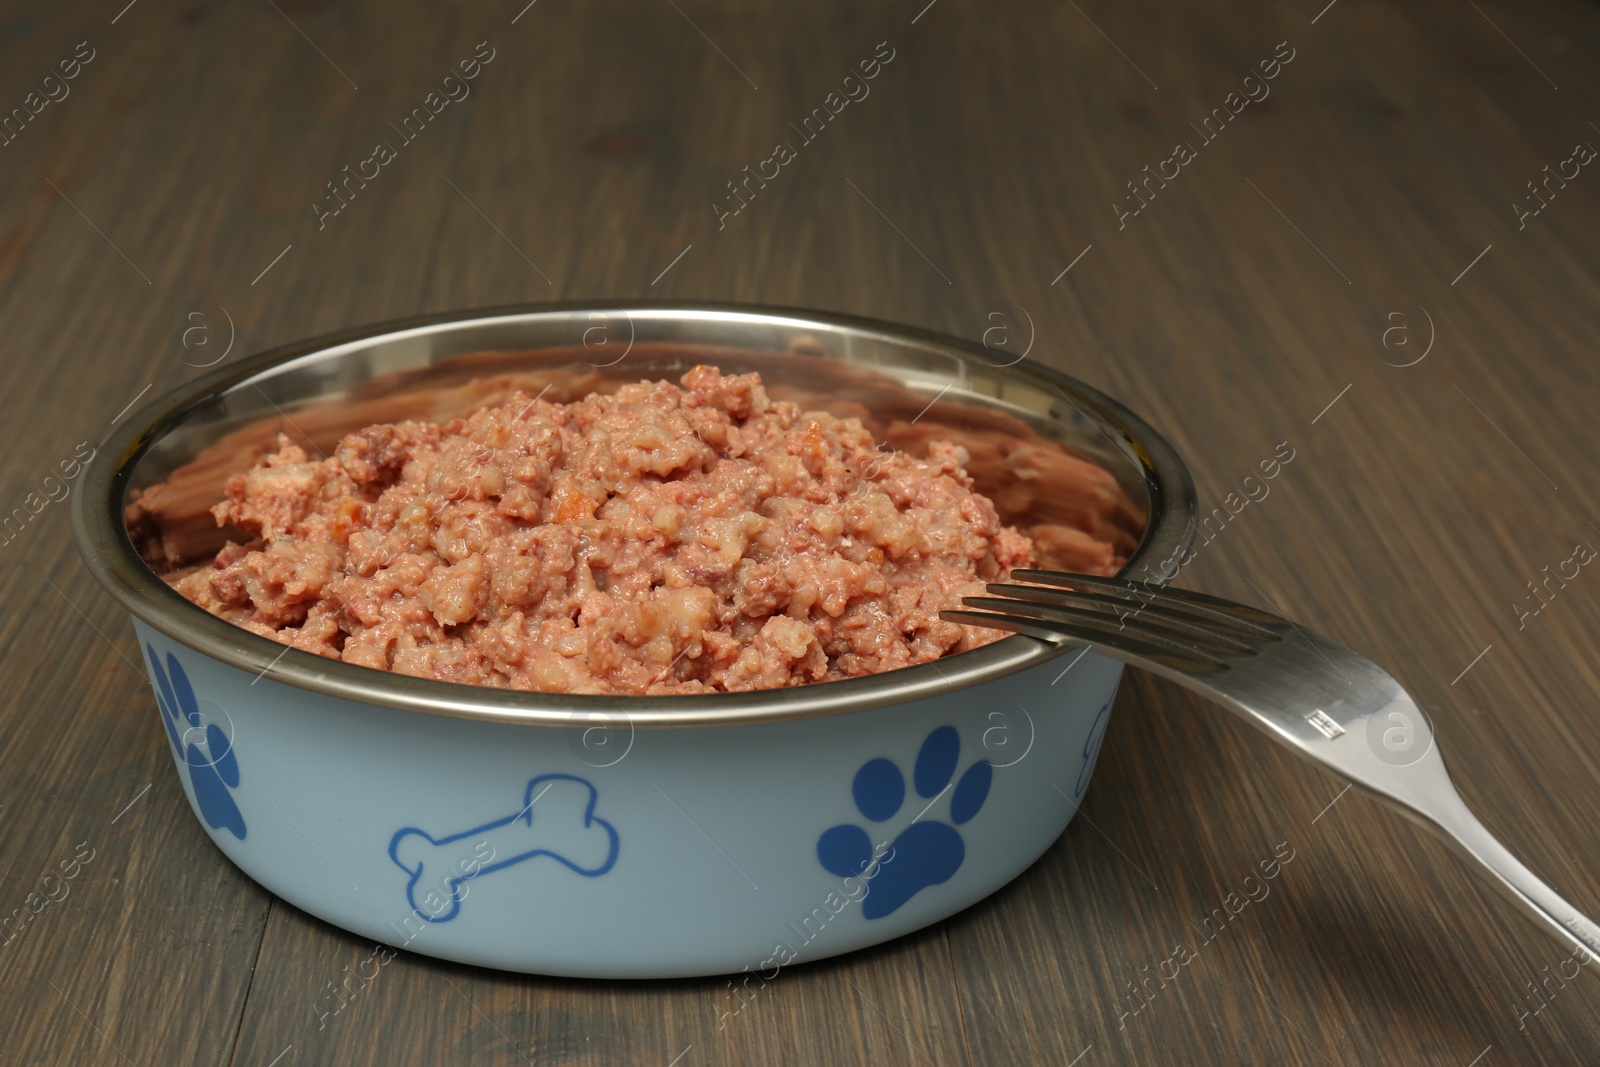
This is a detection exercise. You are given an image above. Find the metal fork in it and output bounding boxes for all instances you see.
[943,569,1600,966]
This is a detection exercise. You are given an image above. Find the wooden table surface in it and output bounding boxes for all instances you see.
[4,0,1599,1063]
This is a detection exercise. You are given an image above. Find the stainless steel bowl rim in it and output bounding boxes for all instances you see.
[73,301,1197,728]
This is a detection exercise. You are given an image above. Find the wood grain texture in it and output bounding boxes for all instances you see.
[2,0,1599,1063]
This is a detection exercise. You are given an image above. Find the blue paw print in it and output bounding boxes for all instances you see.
[147,646,246,840]
[816,726,991,919]
[1074,698,1112,799]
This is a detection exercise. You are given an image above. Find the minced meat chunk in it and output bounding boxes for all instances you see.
[170,366,1054,694]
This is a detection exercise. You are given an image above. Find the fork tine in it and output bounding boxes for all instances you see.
[1008,570,1284,636]
[961,594,1256,658]
[985,582,1275,649]
[943,607,1231,674]
[949,597,1238,673]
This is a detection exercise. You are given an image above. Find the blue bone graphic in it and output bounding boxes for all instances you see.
[388,773,619,923]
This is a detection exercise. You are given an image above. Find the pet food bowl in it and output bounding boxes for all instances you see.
[73,303,1194,977]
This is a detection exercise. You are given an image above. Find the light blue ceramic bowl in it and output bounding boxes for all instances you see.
[75,304,1195,978]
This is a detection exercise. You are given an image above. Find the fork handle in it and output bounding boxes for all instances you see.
[1417,786,1600,970]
